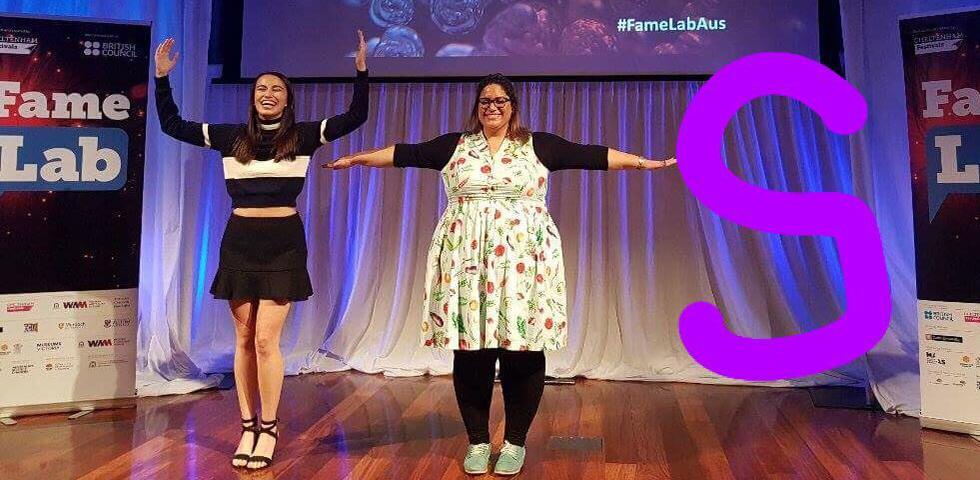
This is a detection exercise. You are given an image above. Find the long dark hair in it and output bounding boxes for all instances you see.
[231,71,299,163]
[465,73,531,144]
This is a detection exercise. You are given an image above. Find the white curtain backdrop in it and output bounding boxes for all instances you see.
[187,79,867,392]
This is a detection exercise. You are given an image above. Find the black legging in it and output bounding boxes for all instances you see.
[453,348,546,446]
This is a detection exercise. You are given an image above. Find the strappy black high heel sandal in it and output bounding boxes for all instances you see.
[231,417,257,468]
[247,418,278,470]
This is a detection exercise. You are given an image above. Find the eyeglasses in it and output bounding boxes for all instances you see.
[478,97,511,109]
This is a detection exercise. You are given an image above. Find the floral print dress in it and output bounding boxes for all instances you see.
[420,133,569,351]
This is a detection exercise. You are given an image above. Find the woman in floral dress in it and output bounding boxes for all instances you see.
[325,74,675,475]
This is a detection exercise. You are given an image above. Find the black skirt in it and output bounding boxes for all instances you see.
[210,214,313,301]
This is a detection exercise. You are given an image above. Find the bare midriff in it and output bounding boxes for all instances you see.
[232,206,298,217]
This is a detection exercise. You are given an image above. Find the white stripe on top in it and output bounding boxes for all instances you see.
[221,155,310,180]
[202,123,211,148]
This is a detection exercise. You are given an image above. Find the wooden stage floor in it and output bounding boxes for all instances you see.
[1,372,978,479]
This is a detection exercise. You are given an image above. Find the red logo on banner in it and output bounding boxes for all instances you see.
[6,302,34,313]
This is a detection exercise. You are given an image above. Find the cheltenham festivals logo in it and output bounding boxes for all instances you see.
[0,82,130,195]
[0,28,38,55]
[676,53,890,380]
[912,25,964,55]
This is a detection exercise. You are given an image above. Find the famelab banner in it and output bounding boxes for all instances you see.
[900,8,980,435]
[0,15,149,417]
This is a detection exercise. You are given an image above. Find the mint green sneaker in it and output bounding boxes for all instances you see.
[463,443,491,474]
[493,441,526,475]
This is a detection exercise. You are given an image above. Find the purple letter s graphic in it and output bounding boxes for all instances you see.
[676,53,891,381]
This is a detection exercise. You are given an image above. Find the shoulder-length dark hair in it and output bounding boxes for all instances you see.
[231,71,299,163]
[465,73,531,144]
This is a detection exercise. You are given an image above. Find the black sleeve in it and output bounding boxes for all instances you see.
[322,69,370,142]
[393,132,462,170]
[155,75,239,152]
[532,132,608,171]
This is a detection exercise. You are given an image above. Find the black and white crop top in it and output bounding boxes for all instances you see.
[155,70,369,208]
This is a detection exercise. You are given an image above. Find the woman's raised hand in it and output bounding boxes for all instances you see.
[355,30,367,72]
[154,38,179,78]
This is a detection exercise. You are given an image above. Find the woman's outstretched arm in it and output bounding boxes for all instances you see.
[325,146,395,169]
[607,148,677,170]
[323,132,462,171]
[532,132,675,171]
